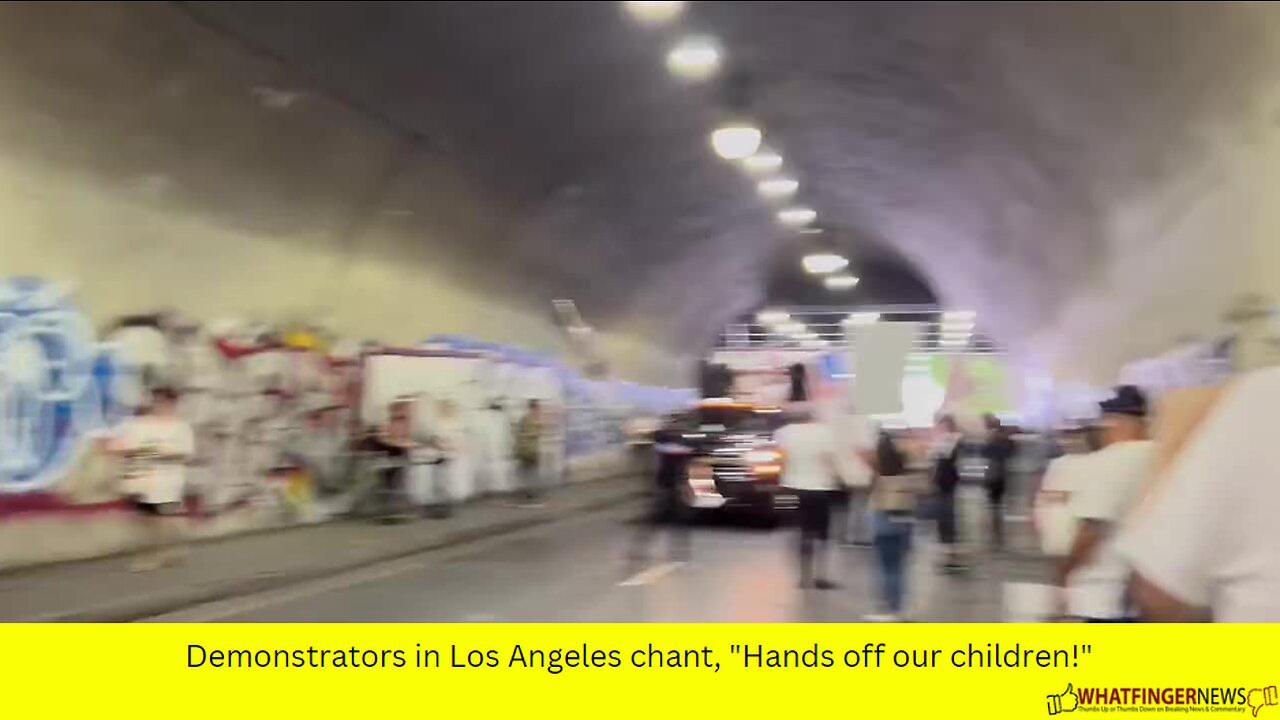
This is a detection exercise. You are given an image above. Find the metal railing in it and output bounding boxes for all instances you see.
[716,304,1003,355]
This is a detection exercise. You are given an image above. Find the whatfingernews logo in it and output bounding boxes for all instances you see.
[1047,684,1278,716]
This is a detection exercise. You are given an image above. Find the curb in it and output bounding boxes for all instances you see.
[38,485,644,623]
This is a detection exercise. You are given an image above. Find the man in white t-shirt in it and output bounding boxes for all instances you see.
[776,407,845,589]
[1055,386,1153,621]
[1118,368,1280,622]
[104,386,196,571]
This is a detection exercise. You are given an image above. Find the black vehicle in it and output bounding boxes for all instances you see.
[673,401,796,518]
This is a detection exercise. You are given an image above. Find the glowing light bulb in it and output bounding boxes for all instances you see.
[666,36,720,80]
[757,177,799,200]
[743,151,783,174]
[623,1,685,24]
[824,274,859,291]
[778,207,817,227]
[711,124,764,160]
[802,252,848,275]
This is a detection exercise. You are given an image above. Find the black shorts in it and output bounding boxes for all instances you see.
[796,490,837,540]
[127,497,181,516]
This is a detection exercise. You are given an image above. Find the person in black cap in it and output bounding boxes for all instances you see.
[1054,385,1153,622]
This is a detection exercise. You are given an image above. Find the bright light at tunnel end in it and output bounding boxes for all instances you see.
[711,124,764,160]
[623,1,685,24]
[802,252,848,275]
[846,311,880,325]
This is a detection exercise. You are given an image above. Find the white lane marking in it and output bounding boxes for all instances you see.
[618,561,685,587]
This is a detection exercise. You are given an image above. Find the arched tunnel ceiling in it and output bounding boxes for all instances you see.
[182,1,1280,379]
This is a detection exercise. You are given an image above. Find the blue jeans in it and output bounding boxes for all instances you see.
[873,511,914,613]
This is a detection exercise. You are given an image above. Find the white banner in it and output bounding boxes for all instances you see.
[846,322,919,415]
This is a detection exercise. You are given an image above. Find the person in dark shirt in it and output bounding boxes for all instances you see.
[930,414,965,572]
[366,398,422,522]
[982,414,1017,551]
[629,413,693,565]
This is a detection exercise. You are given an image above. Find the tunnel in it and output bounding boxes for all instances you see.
[5,2,1279,386]
[1,2,1278,622]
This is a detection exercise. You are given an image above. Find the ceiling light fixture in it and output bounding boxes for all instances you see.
[622,1,685,24]
[824,274,859,290]
[711,124,763,160]
[757,177,799,200]
[666,36,720,80]
[742,150,783,174]
[777,206,817,227]
[802,252,848,275]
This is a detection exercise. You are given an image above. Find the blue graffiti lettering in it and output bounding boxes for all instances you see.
[0,277,134,491]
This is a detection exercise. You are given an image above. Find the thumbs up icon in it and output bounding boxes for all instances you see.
[1047,684,1079,716]
[1247,686,1277,717]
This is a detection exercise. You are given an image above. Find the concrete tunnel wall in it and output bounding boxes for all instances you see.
[0,2,689,386]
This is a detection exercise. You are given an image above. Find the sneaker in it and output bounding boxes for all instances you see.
[813,578,841,590]
[863,612,901,623]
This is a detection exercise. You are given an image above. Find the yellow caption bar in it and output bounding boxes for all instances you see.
[1,624,1275,719]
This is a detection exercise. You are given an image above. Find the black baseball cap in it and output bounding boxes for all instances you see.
[1099,385,1148,418]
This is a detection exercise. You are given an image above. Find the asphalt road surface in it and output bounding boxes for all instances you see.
[149,498,1047,622]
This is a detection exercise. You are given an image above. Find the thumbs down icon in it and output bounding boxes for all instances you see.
[1247,686,1277,717]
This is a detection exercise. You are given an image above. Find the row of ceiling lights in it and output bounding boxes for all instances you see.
[624,4,986,352]
[622,1,859,293]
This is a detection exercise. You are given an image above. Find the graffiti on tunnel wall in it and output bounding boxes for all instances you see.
[1,278,690,555]
[98,312,362,519]
[0,277,135,492]
[0,276,362,525]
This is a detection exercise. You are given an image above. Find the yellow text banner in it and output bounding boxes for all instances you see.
[1,624,1275,719]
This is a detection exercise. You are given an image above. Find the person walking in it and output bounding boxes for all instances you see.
[982,414,1017,551]
[776,406,844,589]
[929,414,966,572]
[1119,369,1280,622]
[367,398,423,523]
[514,399,546,507]
[866,429,918,621]
[1055,385,1153,622]
[629,413,693,565]
[101,385,195,571]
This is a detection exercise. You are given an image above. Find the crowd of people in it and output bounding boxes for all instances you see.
[97,387,555,571]
[97,361,1280,622]
[632,364,1280,623]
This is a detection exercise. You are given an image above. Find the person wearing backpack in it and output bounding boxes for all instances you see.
[866,428,921,621]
